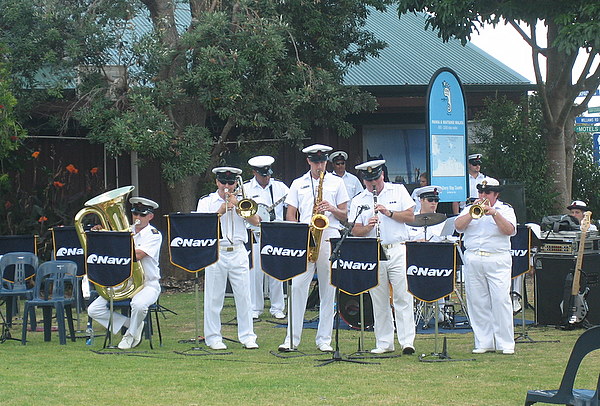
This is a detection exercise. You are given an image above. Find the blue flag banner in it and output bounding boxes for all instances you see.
[167,213,219,273]
[511,225,531,278]
[52,226,85,277]
[0,234,37,281]
[330,237,379,295]
[406,241,456,302]
[260,221,309,281]
[85,231,133,288]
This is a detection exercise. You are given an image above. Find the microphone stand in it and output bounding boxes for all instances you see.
[316,206,378,366]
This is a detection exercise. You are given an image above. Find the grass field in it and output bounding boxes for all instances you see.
[1,289,598,406]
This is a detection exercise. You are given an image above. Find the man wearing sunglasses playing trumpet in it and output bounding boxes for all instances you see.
[454,177,517,355]
[196,167,261,350]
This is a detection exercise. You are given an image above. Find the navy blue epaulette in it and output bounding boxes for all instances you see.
[151,228,160,234]
[501,201,513,208]
[198,193,210,200]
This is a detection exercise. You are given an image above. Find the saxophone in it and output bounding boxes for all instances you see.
[308,170,330,262]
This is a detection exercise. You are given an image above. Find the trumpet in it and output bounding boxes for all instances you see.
[469,198,490,219]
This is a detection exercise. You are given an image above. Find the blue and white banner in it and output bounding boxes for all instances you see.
[85,231,133,288]
[406,241,456,302]
[167,213,219,273]
[426,68,468,203]
[52,226,85,277]
[329,237,379,295]
[260,221,309,281]
[511,225,531,278]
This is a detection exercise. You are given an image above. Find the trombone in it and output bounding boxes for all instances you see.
[222,176,258,243]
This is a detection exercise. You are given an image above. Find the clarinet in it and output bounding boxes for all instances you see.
[373,185,387,260]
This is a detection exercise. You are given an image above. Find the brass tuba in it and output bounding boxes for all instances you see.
[308,170,329,262]
[74,186,145,300]
[469,198,490,219]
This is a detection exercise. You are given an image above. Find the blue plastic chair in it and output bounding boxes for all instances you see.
[21,260,77,345]
[525,326,600,405]
[0,252,38,330]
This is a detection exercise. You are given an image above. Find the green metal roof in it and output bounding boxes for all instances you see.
[344,6,531,88]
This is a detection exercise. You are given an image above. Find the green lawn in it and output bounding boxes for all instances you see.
[1,290,598,406]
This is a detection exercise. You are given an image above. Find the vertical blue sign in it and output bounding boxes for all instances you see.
[426,68,468,203]
[594,133,600,166]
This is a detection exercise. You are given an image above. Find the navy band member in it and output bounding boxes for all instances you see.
[196,167,260,350]
[87,197,162,350]
[453,153,485,214]
[329,150,363,199]
[408,185,446,242]
[454,177,517,355]
[244,155,289,319]
[279,144,349,352]
[350,160,417,355]
[567,200,597,231]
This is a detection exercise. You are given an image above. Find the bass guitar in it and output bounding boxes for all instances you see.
[560,211,591,327]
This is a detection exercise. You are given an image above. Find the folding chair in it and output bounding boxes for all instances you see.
[112,298,162,349]
[21,260,77,345]
[525,326,600,405]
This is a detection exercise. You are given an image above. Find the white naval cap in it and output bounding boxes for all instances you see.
[567,200,589,211]
[329,151,348,162]
[476,177,503,192]
[212,166,242,182]
[248,155,275,176]
[414,185,441,199]
[302,144,332,162]
[468,153,482,162]
[355,159,386,181]
[129,197,159,214]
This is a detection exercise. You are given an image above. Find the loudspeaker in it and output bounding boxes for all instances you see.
[534,254,600,326]
[499,182,526,224]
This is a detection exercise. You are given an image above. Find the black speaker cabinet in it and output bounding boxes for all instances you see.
[534,253,600,326]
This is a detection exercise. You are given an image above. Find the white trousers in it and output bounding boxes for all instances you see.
[464,250,515,351]
[204,246,257,346]
[87,281,160,336]
[370,243,415,350]
[250,241,285,315]
[283,227,338,348]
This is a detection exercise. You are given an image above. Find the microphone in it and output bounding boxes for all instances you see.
[359,205,370,211]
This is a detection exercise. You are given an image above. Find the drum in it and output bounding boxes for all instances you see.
[339,291,374,331]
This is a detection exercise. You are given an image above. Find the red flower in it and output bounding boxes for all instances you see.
[4,201,11,209]
[66,164,78,174]
[38,216,48,223]
[90,167,99,175]
[0,105,4,109]
[53,181,65,188]
[10,136,18,141]
[32,151,40,158]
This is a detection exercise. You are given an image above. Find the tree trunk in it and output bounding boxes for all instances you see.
[167,175,201,212]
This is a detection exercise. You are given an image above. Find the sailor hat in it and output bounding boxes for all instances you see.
[415,185,441,199]
[468,153,482,165]
[329,151,348,163]
[476,177,503,192]
[129,197,159,214]
[567,200,589,211]
[302,144,332,162]
[248,155,275,176]
[355,159,386,181]
[212,166,242,182]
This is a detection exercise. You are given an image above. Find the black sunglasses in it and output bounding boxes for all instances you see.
[426,197,440,202]
[479,190,494,195]
[469,160,482,166]
[218,179,236,185]
[334,161,345,166]
[132,212,148,217]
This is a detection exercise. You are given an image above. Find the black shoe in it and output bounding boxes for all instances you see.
[402,346,415,355]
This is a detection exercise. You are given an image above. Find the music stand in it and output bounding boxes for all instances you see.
[316,209,380,367]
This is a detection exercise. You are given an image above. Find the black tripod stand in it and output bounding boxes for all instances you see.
[316,209,379,367]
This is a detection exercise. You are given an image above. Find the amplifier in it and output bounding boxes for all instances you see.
[538,231,600,255]
[534,253,600,326]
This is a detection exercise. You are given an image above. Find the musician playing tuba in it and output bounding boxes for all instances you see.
[87,196,162,350]
[278,144,349,353]
[195,167,260,350]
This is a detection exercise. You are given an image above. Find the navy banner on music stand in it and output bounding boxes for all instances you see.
[52,226,85,277]
[260,221,309,281]
[85,231,134,288]
[329,237,379,295]
[406,241,456,302]
[511,225,531,278]
[245,229,254,269]
[0,234,37,281]
[167,213,219,273]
